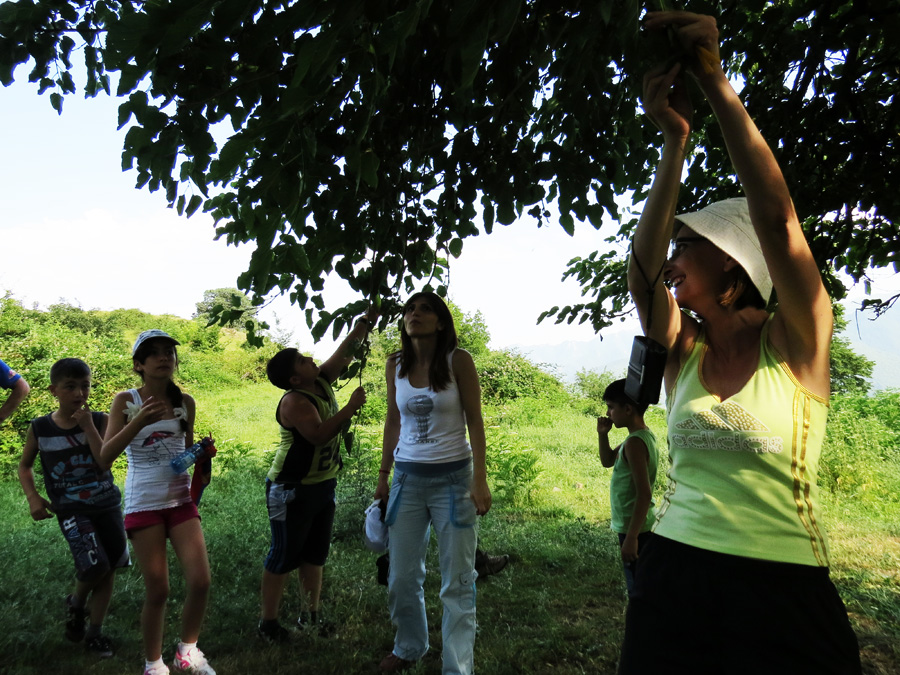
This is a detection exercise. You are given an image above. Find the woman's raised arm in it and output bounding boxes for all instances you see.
[628,62,695,361]
[646,11,832,393]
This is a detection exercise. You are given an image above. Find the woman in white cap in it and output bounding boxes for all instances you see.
[101,330,215,675]
[621,11,860,674]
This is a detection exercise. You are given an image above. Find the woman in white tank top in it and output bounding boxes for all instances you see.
[374,292,490,675]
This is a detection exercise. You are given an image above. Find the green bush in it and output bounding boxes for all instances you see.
[477,349,569,405]
[820,392,900,504]
[333,425,382,539]
[0,296,281,472]
[486,425,542,506]
[570,368,617,417]
[0,310,136,471]
[356,381,388,426]
[489,395,570,428]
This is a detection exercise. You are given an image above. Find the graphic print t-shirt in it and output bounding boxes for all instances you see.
[32,412,121,514]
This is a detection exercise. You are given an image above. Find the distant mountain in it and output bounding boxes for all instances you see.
[510,329,637,384]
[511,303,900,392]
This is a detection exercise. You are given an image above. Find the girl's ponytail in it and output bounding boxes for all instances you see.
[166,379,188,432]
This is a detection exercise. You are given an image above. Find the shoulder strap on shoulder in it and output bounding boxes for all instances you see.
[31,413,52,436]
[290,387,319,404]
[276,388,318,427]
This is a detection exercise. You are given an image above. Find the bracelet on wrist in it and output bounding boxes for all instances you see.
[379,469,390,475]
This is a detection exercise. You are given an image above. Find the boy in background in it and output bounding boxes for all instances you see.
[597,379,659,597]
[17,358,128,657]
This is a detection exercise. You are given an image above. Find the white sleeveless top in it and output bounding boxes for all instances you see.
[393,351,471,464]
[123,389,191,514]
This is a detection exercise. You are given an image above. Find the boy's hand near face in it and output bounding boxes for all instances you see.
[72,404,95,430]
[597,416,617,468]
[597,416,613,436]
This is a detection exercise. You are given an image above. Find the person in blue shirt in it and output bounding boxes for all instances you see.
[0,357,30,424]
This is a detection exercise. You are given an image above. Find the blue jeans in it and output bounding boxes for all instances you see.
[617,531,653,598]
[385,465,478,675]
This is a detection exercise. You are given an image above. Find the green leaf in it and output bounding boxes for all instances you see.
[186,195,203,217]
[2,0,897,343]
[497,200,516,226]
[360,149,380,188]
[49,92,62,114]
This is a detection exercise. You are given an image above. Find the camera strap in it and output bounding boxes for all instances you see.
[629,244,665,333]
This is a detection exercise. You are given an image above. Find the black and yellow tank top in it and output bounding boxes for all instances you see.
[267,377,342,485]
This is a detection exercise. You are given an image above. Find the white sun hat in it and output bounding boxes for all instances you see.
[674,197,773,303]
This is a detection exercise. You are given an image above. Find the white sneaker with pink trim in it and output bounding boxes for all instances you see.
[143,661,170,675]
[172,644,216,675]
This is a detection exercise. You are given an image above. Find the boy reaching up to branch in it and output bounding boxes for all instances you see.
[258,309,375,642]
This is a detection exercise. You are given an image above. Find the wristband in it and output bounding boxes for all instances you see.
[379,469,390,475]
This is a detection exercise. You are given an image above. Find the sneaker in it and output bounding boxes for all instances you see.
[475,550,510,577]
[85,633,114,657]
[297,612,336,637]
[172,644,215,675]
[65,595,87,642]
[143,662,170,675]
[379,653,416,672]
[258,619,290,643]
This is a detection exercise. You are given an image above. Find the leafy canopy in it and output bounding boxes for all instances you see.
[2,0,898,341]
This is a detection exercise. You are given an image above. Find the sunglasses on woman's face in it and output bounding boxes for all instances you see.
[670,236,707,259]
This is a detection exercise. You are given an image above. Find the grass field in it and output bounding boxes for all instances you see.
[2,388,898,674]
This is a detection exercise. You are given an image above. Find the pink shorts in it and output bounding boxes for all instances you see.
[124,501,200,537]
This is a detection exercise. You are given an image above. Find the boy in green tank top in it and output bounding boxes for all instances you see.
[597,379,658,597]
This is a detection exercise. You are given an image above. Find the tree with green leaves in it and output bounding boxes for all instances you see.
[193,286,257,329]
[2,0,898,343]
[830,305,874,396]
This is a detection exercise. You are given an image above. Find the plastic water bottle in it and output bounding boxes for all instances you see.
[171,437,215,474]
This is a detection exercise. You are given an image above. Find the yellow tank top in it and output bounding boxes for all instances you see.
[655,317,830,566]
[267,378,341,485]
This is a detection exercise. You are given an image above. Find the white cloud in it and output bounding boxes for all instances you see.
[1,206,253,319]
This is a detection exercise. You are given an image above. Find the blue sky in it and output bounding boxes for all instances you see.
[2,76,899,388]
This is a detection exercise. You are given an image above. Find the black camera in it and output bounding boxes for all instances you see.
[624,336,667,407]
